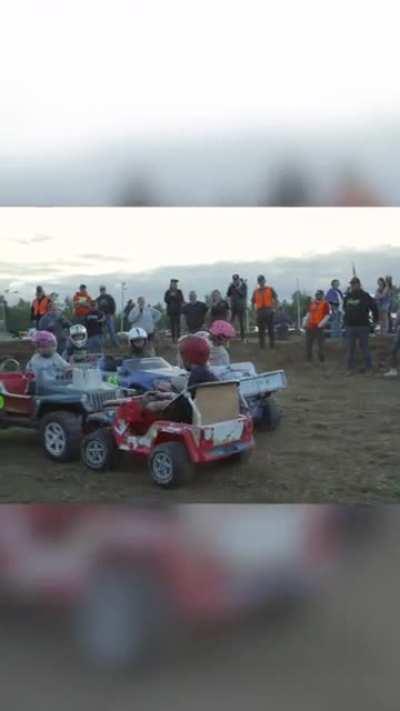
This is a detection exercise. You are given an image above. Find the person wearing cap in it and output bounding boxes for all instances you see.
[227,274,248,340]
[343,277,379,375]
[303,290,331,363]
[164,279,184,342]
[72,284,93,323]
[31,286,52,328]
[96,285,118,347]
[251,275,278,349]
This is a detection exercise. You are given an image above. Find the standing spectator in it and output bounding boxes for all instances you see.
[375,277,391,335]
[31,286,51,328]
[227,274,248,340]
[385,275,395,333]
[96,285,118,347]
[303,290,331,363]
[343,277,378,375]
[84,301,105,354]
[182,291,208,333]
[164,279,184,342]
[251,275,278,349]
[275,305,291,340]
[325,279,343,338]
[128,297,161,355]
[123,299,135,331]
[72,284,93,323]
[209,290,230,324]
[384,311,400,378]
[38,302,71,355]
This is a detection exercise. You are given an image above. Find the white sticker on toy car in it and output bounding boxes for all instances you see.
[212,420,244,445]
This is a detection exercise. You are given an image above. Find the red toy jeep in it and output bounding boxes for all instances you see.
[81,380,255,488]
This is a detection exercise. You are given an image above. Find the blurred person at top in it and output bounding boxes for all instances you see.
[343,276,379,376]
[164,279,184,343]
[72,284,93,323]
[38,301,71,355]
[227,274,248,340]
[30,286,52,328]
[325,279,344,338]
[209,290,230,325]
[128,296,161,356]
[96,285,118,347]
[182,291,208,333]
[251,275,278,350]
[303,290,331,364]
[375,277,391,335]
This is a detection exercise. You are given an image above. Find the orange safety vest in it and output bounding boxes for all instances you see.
[252,287,274,310]
[308,300,329,328]
[32,296,51,317]
[73,292,92,317]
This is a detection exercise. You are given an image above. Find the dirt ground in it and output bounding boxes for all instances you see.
[0,335,399,503]
[1,513,400,711]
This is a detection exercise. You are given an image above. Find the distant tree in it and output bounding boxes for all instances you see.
[5,299,31,333]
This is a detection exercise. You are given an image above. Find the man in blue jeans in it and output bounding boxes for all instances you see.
[96,286,118,347]
[325,279,343,338]
[343,277,378,375]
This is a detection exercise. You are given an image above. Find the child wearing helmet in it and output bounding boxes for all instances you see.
[208,320,236,367]
[26,331,71,381]
[178,335,217,389]
[128,327,150,357]
[64,324,89,364]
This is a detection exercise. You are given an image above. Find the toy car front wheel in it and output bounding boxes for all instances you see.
[149,442,194,488]
[81,429,116,472]
[39,411,82,462]
[256,396,282,431]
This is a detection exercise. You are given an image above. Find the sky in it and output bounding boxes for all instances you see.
[0,208,398,298]
[1,0,399,156]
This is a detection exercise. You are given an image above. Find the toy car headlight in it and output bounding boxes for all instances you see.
[203,427,214,441]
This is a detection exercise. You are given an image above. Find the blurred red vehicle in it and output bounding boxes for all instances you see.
[0,504,345,669]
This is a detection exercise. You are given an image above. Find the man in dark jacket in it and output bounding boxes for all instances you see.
[182,291,208,333]
[227,274,247,340]
[84,301,106,354]
[96,286,118,346]
[343,277,378,375]
[164,279,184,342]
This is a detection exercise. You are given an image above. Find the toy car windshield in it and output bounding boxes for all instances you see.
[121,357,174,372]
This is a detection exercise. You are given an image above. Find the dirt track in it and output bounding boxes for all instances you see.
[0,336,399,503]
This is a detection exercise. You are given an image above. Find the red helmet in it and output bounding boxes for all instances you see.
[179,336,210,366]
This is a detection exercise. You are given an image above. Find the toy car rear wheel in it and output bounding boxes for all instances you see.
[81,429,116,472]
[39,411,82,462]
[149,442,194,488]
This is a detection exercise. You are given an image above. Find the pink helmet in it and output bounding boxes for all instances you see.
[32,330,57,348]
[209,320,236,339]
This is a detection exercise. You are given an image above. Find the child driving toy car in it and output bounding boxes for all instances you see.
[64,324,90,364]
[26,331,72,381]
[208,320,235,366]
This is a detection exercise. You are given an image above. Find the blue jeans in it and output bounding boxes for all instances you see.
[103,315,118,345]
[347,326,372,370]
[329,305,342,338]
[87,335,103,354]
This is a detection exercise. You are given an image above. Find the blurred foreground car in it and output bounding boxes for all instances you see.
[0,505,346,669]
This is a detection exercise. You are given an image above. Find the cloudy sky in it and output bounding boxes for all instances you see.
[0,208,397,300]
[1,0,399,157]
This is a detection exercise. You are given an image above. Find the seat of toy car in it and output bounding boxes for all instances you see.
[193,381,240,425]
[0,371,34,396]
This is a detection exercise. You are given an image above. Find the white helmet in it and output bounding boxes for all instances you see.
[128,327,147,341]
[69,324,88,348]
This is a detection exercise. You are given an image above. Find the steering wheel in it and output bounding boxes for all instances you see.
[0,357,21,372]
